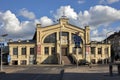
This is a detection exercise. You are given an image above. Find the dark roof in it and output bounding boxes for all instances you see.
[8,40,36,44]
[107,31,120,40]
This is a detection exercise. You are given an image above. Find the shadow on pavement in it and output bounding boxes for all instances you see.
[0,73,61,80]
[62,73,120,80]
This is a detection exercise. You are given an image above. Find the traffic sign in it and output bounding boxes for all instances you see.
[0,43,4,47]
[7,55,11,63]
[74,34,82,48]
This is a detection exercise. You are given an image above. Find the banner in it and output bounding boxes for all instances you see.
[37,44,41,54]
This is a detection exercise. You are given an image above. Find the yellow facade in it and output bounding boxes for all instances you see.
[8,17,111,65]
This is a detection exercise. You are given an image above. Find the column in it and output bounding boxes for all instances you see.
[56,32,60,54]
[18,46,21,65]
[108,46,111,62]
[9,47,13,65]
[95,47,98,64]
[69,32,72,54]
[102,47,105,64]
[26,46,30,65]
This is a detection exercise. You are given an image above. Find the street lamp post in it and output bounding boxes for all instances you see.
[0,34,8,71]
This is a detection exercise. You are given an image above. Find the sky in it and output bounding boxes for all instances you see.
[0,0,120,41]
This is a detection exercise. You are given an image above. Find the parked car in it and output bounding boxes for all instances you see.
[78,59,90,65]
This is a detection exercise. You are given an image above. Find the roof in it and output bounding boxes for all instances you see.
[8,39,36,44]
[107,31,120,40]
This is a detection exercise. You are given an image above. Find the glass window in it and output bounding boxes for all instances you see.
[78,48,82,54]
[61,32,68,36]
[21,47,26,55]
[104,47,108,54]
[45,47,49,55]
[44,33,56,43]
[20,60,27,65]
[30,48,35,55]
[91,47,95,54]
[13,48,18,55]
[72,47,76,54]
[51,47,56,55]
[98,48,102,54]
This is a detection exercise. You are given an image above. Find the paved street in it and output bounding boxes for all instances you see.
[0,64,120,80]
[0,65,63,80]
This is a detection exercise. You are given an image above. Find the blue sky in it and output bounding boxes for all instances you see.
[0,0,120,41]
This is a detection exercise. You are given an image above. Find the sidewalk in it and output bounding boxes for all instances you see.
[62,66,120,80]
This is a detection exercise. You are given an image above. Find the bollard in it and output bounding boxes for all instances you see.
[109,64,113,76]
[117,65,120,75]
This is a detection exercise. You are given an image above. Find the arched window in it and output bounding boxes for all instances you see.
[44,33,56,43]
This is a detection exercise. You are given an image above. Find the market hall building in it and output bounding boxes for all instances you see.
[8,17,111,65]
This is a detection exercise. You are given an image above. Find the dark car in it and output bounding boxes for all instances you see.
[78,59,90,65]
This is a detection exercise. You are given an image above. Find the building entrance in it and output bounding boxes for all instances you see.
[62,47,68,56]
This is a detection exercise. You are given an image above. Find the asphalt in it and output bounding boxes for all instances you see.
[0,65,120,80]
[62,65,120,80]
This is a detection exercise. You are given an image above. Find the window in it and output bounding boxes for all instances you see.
[61,32,68,36]
[21,47,26,55]
[72,47,76,54]
[91,47,95,54]
[21,60,27,65]
[30,48,35,55]
[44,33,56,43]
[13,48,18,55]
[51,47,56,55]
[44,47,49,55]
[78,48,82,54]
[104,47,108,54]
[98,48,102,54]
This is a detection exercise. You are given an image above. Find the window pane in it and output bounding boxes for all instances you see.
[91,47,95,54]
[51,47,56,55]
[98,48,102,54]
[13,48,18,55]
[45,47,49,55]
[22,47,26,55]
[44,33,56,43]
[72,47,76,54]
[78,48,82,54]
[30,48,34,55]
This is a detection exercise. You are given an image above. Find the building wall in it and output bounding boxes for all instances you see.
[90,43,111,64]
[9,43,35,65]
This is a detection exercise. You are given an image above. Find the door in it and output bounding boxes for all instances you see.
[62,47,68,56]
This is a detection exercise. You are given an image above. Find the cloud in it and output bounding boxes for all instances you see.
[0,10,36,40]
[19,8,36,20]
[35,16,53,27]
[54,5,120,41]
[99,0,120,4]
[0,5,120,41]
[88,5,120,26]
[54,5,78,20]
[0,10,21,33]
[78,0,85,4]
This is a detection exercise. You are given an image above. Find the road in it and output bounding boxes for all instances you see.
[0,64,120,80]
[0,65,63,80]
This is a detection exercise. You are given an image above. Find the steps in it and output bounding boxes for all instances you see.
[62,56,71,65]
